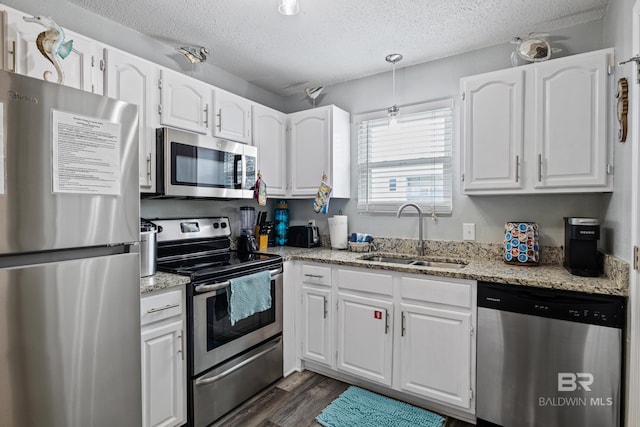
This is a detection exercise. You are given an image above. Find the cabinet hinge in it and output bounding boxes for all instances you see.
[608,64,613,75]
[91,84,95,94]
[607,164,613,175]
[469,389,474,400]
[158,79,163,89]
[91,56,95,67]
[470,326,474,336]
[634,246,639,271]
[100,59,105,72]
[158,104,163,115]
[460,172,465,182]
[461,92,465,101]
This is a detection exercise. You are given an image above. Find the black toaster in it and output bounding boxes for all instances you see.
[286,225,321,248]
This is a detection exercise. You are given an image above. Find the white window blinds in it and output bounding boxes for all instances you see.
[357,106,453,214]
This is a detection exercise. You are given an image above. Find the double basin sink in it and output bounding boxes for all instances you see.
[358,254,467,269]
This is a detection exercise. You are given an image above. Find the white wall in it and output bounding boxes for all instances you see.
[2,0,284,109]
[284,20,611,248]
[602,0,636,261]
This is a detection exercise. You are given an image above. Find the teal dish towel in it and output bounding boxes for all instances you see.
[227,270,272,326]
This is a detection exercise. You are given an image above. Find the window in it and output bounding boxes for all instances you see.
[357,103,453,214]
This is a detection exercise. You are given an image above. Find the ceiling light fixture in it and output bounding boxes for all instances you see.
[385,53,403,126]
[177,46,209,64]
[278,0,299,16]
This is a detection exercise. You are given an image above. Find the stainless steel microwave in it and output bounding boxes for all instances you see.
[152,127,257,199]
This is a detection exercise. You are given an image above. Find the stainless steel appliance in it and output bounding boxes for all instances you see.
[564,217,601,277]
[0,71,141,426]
[140,219,159,277]
[477,281,625,427]
[153,217,283,427]
[286,224,321,248]
[150,127,257,199]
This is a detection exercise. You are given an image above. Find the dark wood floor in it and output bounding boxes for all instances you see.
[213,370,475,427]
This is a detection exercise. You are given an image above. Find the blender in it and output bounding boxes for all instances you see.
[238,206,258,256]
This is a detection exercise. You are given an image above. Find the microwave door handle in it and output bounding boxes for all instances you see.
[233,154,242,189]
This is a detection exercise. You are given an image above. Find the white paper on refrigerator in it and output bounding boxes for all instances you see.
[52,110,121,195]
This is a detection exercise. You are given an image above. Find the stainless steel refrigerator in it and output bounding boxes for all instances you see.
[0,70,142,426]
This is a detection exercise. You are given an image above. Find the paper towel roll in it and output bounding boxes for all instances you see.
[328,215,348,249]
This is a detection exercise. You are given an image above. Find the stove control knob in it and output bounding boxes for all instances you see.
[213,222,220,229]
[220,222,227,229]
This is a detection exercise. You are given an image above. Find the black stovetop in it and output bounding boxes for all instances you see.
[156,250,282,281]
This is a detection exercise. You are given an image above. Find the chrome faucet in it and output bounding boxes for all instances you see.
[396,203,424,256]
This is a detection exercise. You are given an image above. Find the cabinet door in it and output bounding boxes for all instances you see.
[141,319,185,427]
[534,50,609,189]
[301,286,332,366]
[159,68,209,134]
[213,89,252,143]
[253,104,287,196]
[337,292,393,386]
[7,9,102,94]
[289,107,330,196]
[399,303,472,409]
[104,48,159,191]
[461,68,524,191]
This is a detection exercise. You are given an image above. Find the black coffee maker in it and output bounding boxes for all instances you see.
[564,217,601,277]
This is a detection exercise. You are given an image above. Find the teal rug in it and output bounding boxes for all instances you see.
[316,386,446,427]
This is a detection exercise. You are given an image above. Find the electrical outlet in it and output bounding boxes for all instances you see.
[463,223,475,241]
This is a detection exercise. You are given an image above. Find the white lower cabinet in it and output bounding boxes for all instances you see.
[301,285,332,365]
[337,292,393,386]
[140,288,186,427]
[399,303,472,408]
[297,263,476,415]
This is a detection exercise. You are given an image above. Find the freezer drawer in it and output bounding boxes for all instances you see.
[0,252,142,427]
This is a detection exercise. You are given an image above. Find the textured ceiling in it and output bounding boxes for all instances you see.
[67,0,609,96]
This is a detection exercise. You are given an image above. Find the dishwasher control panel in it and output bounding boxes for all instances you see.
[478,281,625,328]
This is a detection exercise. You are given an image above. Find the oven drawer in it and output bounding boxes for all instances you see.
[192,336,283,426]
[140,288,183,326]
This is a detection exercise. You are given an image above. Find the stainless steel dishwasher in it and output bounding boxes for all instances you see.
[477,281,625,427]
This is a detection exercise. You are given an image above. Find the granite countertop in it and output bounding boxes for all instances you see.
[140,240,629,297]
[263,245,629,297]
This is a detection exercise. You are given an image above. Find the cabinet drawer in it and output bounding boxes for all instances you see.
[401,277,471,308]
[337,269,393,296]
[141,288,184,325]
[301,264,332,286]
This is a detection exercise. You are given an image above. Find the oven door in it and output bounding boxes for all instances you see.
[157,127,256,198]
[192,267,283,375]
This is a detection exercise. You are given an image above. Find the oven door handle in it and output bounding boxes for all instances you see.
[194,267,283,293]
[194,336,282,386]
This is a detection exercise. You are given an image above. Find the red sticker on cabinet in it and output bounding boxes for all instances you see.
[374,310,382,319]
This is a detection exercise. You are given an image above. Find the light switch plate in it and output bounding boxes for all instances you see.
[463,223,475,241]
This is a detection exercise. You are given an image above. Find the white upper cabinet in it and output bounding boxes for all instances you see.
[6,6,104,94]
[461,48,613,195]
[159,68,209,134]
[461,68,524,191]
[104,47,160,192]
[533,50,609,189]
[288,105,350,198]
[213,88,252,144]
[252,104,287,196]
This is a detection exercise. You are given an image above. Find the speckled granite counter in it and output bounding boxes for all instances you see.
[140,271,190,294]
[140,240,629,296]
[263,244,629,297]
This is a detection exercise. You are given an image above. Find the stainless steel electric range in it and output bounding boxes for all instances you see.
[153,217,283,427]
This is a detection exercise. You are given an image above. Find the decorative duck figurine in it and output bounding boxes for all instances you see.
[23,15,73,84]
[510,32,561,67]
[177,46,209,64]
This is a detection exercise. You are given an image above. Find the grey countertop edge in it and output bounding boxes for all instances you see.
[140,247,629,297]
